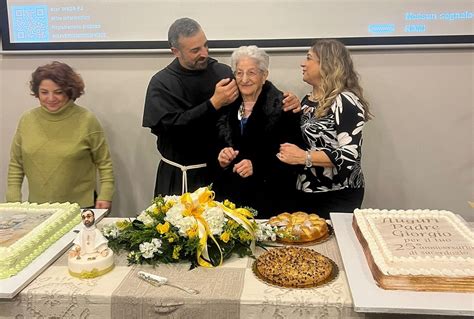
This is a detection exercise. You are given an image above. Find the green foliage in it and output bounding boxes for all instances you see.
[103,189,260,268]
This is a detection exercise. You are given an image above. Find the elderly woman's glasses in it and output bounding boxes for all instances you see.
[234,69,262,79]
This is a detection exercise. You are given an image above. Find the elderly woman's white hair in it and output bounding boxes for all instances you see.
[230,45,269,72]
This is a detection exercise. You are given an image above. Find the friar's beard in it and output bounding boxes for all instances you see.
[83,219,95,228]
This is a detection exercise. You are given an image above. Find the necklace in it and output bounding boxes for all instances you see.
[237,101,256,120]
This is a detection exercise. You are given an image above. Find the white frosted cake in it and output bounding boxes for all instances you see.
[353,208,474,292]
[68,250,114,278]
[0,202,81,279]
[68,208,114,279]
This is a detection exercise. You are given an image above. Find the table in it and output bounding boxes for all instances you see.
[0,218,467,319]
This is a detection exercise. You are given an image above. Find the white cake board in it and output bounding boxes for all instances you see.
[0,209,108,299]
[330,213,474,317]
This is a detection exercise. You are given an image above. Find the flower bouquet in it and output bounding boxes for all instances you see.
[103,187,277,268]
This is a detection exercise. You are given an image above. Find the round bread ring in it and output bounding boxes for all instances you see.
[269,212,329,243]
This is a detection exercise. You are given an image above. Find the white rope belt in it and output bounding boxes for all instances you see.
[161,156,207,194]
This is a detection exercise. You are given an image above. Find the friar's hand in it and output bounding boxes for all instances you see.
[282,92,301,113]
[210,78,239,110]
[233,159,253,178]
[218,147,239,168]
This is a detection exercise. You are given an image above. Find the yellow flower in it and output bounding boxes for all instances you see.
[208,201,217,208]
[172,245,182,259]
[223,199,236,210]
[227,220,239,230]
[116,220,131,230]
[220,231,231,243]
[163,201,175,213]
[186,224,198,238]
[235,208,253,218]
[239,230,253,242]
[198,188,214,204]
[182,208,193,217]
[156,222,170,234]
[168,236,175,243]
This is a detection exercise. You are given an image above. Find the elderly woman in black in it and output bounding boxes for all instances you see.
[214,46,301,218]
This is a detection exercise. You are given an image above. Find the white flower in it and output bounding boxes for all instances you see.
[102,224,119,238]
[163,188,224,237]
[163,195,181,202]
[146,203,157,212]
[255,223,277,242]
[164,203,185,224]
[174,216,197,237]
[137,211,155,227]
[151,238,162,250]
[202,206,225,235]
[139,241,160,259]
[165,203,198,237]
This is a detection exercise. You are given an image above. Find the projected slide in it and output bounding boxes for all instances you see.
[10,4,103,42]
[1,0,473,50]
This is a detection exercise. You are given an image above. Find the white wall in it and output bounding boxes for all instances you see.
[1,48,473,220]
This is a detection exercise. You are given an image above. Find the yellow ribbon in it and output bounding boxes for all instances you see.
[180,190,223,267]
[219,204,256,240]
[178,188,256,267]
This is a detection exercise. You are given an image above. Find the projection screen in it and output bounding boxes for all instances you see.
[1,0,473,52]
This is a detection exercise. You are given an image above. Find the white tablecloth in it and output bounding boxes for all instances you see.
[0,218,464,319]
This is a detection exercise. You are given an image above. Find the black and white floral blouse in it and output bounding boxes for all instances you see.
[298,91,366,193]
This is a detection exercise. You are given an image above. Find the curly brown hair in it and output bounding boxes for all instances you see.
[30,61,85,100]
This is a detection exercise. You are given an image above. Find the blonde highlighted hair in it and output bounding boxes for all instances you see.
[311,39,372,120]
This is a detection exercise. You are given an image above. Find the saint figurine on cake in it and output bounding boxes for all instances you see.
[68,209,114,278]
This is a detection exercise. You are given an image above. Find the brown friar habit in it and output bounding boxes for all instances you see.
[143,58,233,196]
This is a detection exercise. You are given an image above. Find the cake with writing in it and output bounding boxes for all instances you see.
[353,208,474,292]
[0,202,81,279]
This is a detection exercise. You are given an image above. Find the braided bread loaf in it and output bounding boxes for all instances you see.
[269,212,328,242]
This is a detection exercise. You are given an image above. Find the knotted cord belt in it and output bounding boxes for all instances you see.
[161,156,207,194]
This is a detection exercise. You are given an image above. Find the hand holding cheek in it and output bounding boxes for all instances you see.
[210,79,239,110]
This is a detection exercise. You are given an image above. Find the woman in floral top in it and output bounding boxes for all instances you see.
[277,39,372,218]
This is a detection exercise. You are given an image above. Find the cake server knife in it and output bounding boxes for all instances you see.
[137,271,199,295]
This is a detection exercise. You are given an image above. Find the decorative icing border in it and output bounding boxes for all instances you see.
[0,202,81,279]
[354,208,474,277]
